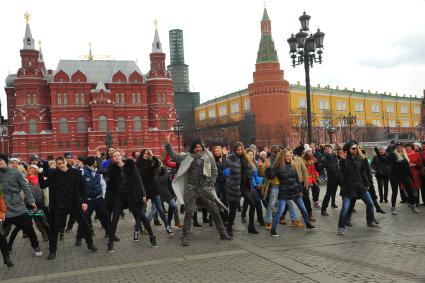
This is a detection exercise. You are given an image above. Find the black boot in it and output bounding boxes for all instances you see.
[47,251,56,260]
[374,201,386,214]
[248,223,259,234]
[227,223,233,237]
[3,256,14,267]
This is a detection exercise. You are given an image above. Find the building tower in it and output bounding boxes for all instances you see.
[248,8,290,146]
[147,23,176,137]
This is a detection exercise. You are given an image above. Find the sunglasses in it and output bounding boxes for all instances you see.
[350,147,358,150]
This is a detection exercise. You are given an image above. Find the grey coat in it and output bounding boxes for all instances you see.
[225,154,253,202]
[0,167,35,218]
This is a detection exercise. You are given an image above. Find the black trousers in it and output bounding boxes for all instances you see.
[376,175,390,202]
[0,222,9,261]
[8,213,49,249]
[109,195,152,242]
[322,179,339,211]
[2,213,39,251]
[49,207,93,252]
[302,185,312,215]
[390,174,415,207]
[77,197,110,240]
[229,190,256,227]
[420,176,425,204]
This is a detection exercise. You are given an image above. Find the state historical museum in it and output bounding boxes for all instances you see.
[4,19,177,160]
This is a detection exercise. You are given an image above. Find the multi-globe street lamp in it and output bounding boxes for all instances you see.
[342,112,357,140]
[173,119,183,152]
[288,11,325,144]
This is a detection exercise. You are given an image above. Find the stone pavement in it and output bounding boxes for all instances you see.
[1,184,425,283]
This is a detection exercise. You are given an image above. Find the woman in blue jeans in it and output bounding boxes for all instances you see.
[337,141,379,235]
[266,149,316,236]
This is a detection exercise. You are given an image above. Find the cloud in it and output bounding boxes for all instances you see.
[358,31,425,68]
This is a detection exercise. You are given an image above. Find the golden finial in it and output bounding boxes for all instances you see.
[153,19,158,29]
[23,11,31,24]
[88,42,93,60]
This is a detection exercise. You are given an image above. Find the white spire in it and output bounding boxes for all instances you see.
[152,22,162,53]
[23,23,35,50]
[38,41,44,62]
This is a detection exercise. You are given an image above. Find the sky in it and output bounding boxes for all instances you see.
[1,0,425,118]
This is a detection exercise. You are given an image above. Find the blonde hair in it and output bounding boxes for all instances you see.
[273,149,291,169]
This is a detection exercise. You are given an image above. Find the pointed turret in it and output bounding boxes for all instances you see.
[256,7,279,64]
[23,12,35,50]
[38,41,46,73]
[152,26,163,53]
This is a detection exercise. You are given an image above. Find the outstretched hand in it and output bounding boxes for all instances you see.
[165,133,171,144]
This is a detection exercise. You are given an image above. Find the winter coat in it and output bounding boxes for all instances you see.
[371,153,391,177]
[0,167,35,218]
[106,159,146,211]
[339,156,368,198]
[135,157,160,199]
[406,151,421,190]
[27,182,44,208]
[320,154,341,182]
[154,168,174,202]
[225,154,253,202]
[388,151,410,178]
[266,163,302,200]
[215,156,228,184]
[305,159,319,185]
[48,168,87,228]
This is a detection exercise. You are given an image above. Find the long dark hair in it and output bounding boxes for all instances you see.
[233,142,254,169]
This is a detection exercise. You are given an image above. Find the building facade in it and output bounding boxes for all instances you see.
[4,19,177,160]
[194,8,423,146]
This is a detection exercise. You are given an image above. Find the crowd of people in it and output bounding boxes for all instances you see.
[0,137,423,267]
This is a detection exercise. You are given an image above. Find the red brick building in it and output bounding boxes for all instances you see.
[4,20,177,160]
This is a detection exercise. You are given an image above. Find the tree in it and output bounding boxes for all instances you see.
[291,109,307,144]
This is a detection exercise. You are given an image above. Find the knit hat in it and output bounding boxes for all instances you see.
[342,140,358,152]
[85,156,96,167]
[64,152,73,158]
[0,154,8,164]
[29,154,39,162]
[304,144,312,153]
[413,142,421,148]
[9,157,20,163]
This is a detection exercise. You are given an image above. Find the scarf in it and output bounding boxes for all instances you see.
[190,151,212,178]
[27,175,39,186]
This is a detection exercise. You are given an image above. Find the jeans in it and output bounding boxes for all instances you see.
[146,195,168,227]
[271,197,310,232]
[265,186,279,224]
[166,198,179,226]
[338,191,374,229]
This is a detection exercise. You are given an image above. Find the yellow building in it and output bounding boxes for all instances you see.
[194,84,422,144]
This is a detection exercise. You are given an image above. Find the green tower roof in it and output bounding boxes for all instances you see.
[256,8,279,64]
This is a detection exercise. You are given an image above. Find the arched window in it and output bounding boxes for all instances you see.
[32,94,37,106]
[27,94,31,105]
[131,93,136,104]
[63,93,68,105]
[115,93,120,104]
[80,93,85,105]
[28,119,37,134]
[57,93,62,105]
[134,116,141,132]
[99,116,107,131]
[59,118,68,134]
[75,93,80,105]
[160,116,167,130]
[117,117,125,132]
[137,93,141,104]
[120,93,125,104]
[77,117,86,133]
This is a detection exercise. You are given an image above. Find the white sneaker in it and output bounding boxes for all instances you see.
[391,207,398,215]
[34,247,42,257]
[337,228,345,236]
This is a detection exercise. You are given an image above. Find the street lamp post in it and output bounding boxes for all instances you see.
[173,119,183,152]
[342,112,357,140]
[0,126,7,153]
[288,12,325,144]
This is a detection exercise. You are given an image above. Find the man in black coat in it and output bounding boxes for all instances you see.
[47,157,97,260]
[320,144,341,216]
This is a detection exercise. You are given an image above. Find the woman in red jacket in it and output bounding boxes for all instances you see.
[405,144,421,206]
[304,151,321,209]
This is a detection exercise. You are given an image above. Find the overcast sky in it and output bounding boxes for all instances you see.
[1,0,425,118]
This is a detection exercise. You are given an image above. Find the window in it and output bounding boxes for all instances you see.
[336,101,346,111]
[208,109,216,118]
[355,102,364,112]
[318,100,329,110]
[414,106,420,115]
[63,93,68,105]
[402,120,410,127]
[162,94,167,104]
[372,120,381,127]
[99,116,107,131]
[389,120,396,127]
[298,98,306,109]
[28,119,37,134]
[32,94,36,106]
[319,119,328,127]
[77,117,86,133]
[27,94,31,106]
[400,105,408,114]
[120,93,125,104]
[57,93,62,105]
[160,116,167,130]
[134,116,141,132]
[219,105,227,116]
[231,102,240,114]
[75,93,80,105]
[356,119,365,126]
[59,118,68,133]
[371,104,380,113]
[131,93,136,104]
[115,93,120,104]
[386,104,394,113]
[244,99,250,111]
[80,93,85,105]
[199,111,206,121]
[137,93,141,104]
[117,117,125,132]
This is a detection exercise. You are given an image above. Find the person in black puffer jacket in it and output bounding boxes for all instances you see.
[320,145,341,215]
[266,148,316,236]
[371,146,391,203]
